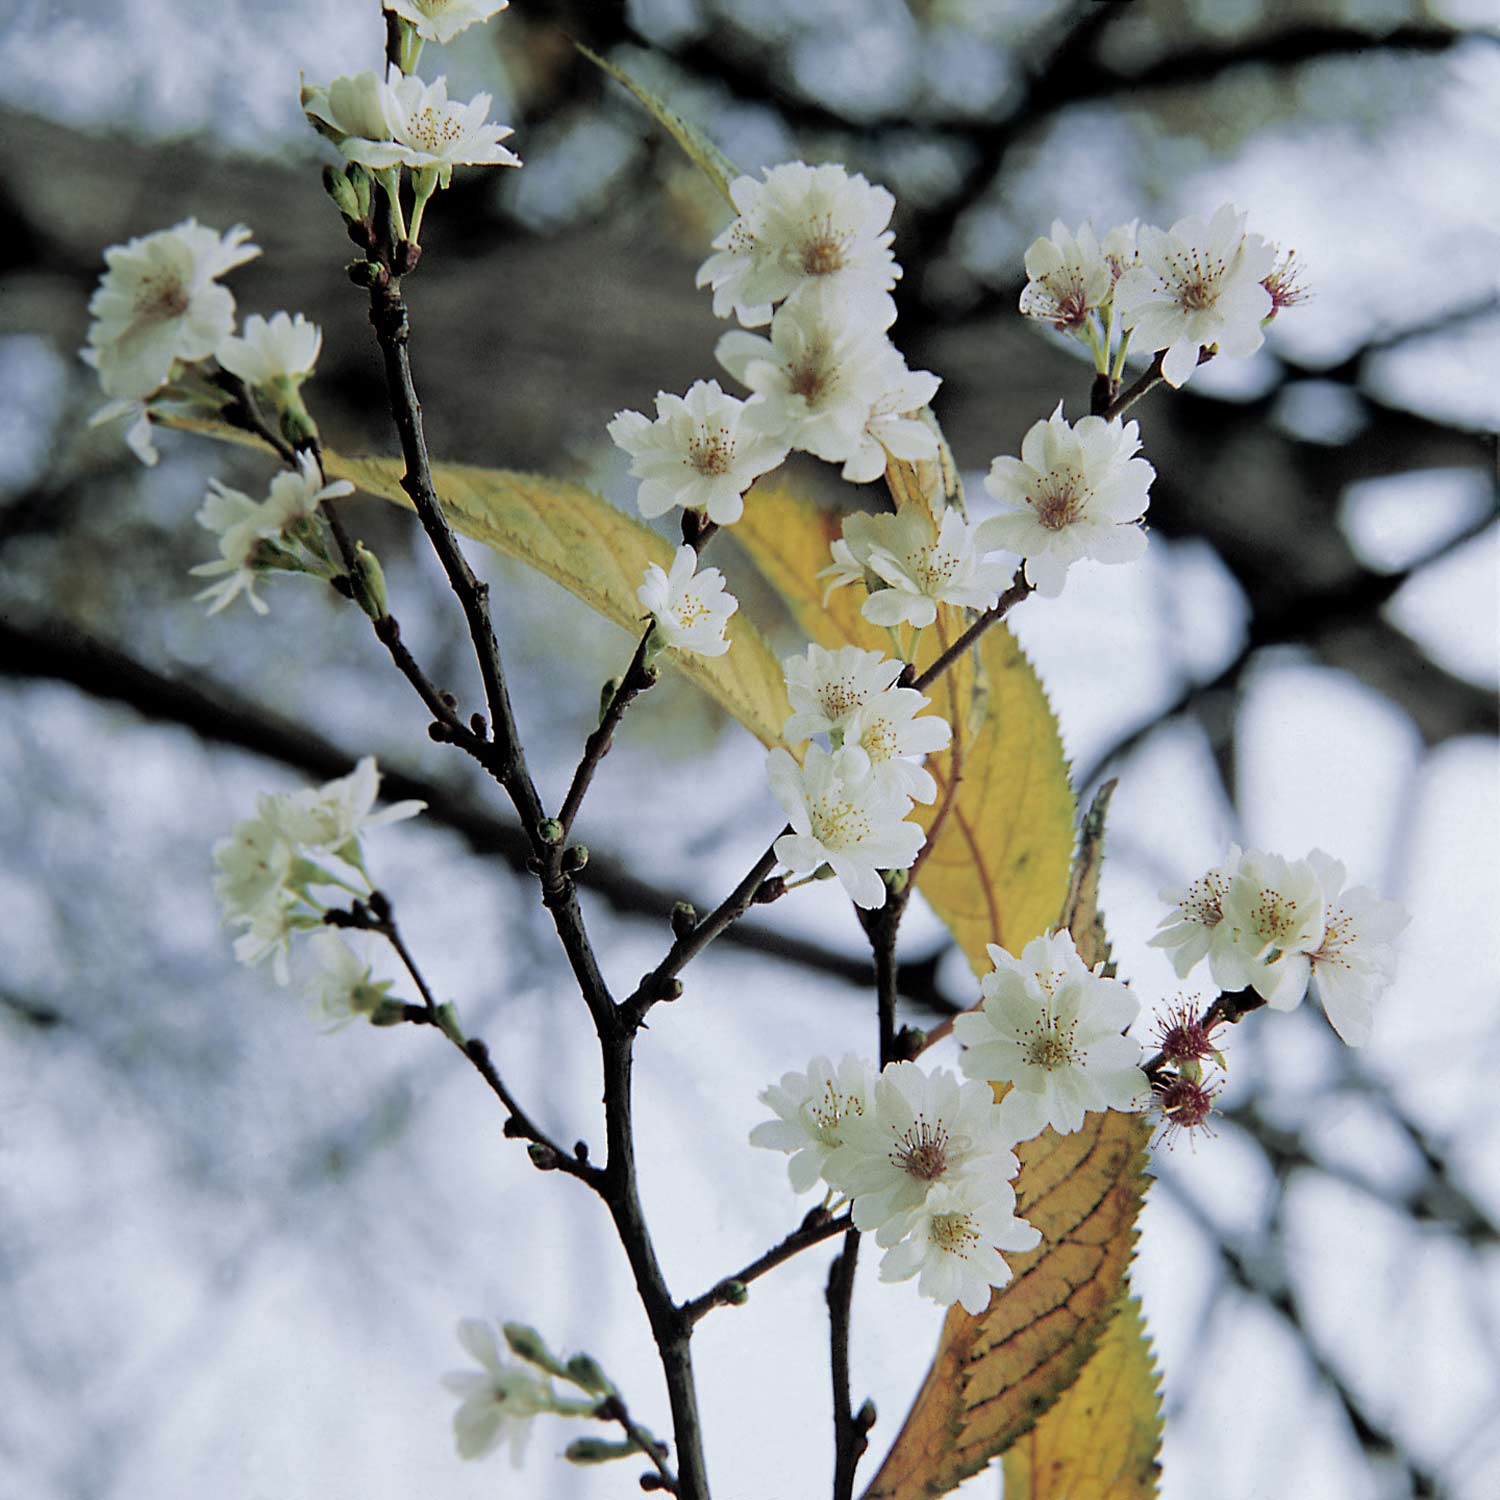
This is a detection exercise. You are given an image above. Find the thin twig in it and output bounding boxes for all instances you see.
[681,1208,853,1325]
[1103,348,1215,421]
[559,630,656,837]
[827,1230,867,1500]
[910,577,1033,693]
[1141,985,1266,1080]
[597,1394,679,1494]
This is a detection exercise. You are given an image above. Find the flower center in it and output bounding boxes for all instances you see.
[858,714,896,762]
[1020,1011,1080,1072]
[1032,475,1086,531]
[891,1116,950,1181]
[801,235,846,276]
[820,680,863,720]
[1164,250,1227,312]
[805,1083,862,1143]
[913,545,959,594]
[811,793,871,849]
[409,105,466,152]
[1249,886,1300,944]
[688,426,735,476]
[674,589,712,628]
[1183,873,1226,927]
[790,362,827,404]
[135,274,190,324]
[929,1210,981,1257]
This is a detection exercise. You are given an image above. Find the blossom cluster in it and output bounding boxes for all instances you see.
[766,643,950,908]
[1017,204,1299,389]
[752,930,1153,1311]
[1150,845,1408,1046]
[212,757,421,1014]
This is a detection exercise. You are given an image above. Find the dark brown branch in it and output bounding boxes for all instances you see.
[910,578,1034,693]
[827,1230,867,1500]
[559,631,657,837]
[596,1394,679,1494]
[681,1208,853,1325]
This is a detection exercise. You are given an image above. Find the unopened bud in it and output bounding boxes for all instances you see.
[565,1438,637,1465]
[503,1322,568,1377]
[718,1279,748,1306]
[350,542,389,621]
[656,977,683,1003]
[322,164,361,222]
[599,677,622,722]
[883,868,909,895]
[564,1353,615,1396]
[562,844,589,874]
[367,999,412,1027]
[856,1398,878,1432]
[539,818,564,846]
[528,1142,560,1171]
[670,902,697,939]
[346,258,385,289]
[345,163,373,220]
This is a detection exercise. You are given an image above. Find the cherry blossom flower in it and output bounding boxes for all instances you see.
[1151,1073,1220,1151]
[840,359,942,485]
[821,506,1013,629]
[876,1179,1040,1314]
[607,379,788,525]
[1147,848,1241,979]
[1101,220,1139,285]
[1017,221,1113,335]
[767,744,923,909]
[715,290,898,465]
[824,1061,1024,1232]
[387,0,509,45]
[637,546,738,658]
[231,899,310,987]
[343,73,519,187]
[302,70,398,149]
[1114,203,1276,387]
[213,814,294,927]
[696,161,900,327]
[1299,850,1409,1046]
[443,1318,554,1465]
[82,220,260,400]
[955,930,1150,1141]
[980,403,1155,597]
[1214,848,1326,1007]
[782,644,904,743]
[217,311,322,388]
[1261,246,1310,321]
[301,931,395,1026]
[842,686,951,804]
[749,1054,873,1193]
[264,755,425,857]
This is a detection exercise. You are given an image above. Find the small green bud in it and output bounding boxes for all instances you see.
[539,818,564,846]
[528,1142,560,1171]
[883,867,909,895]
[719,1279,748,1306]
[322,164,362,222]
[278,398,320,450]
[502,1323,568,1377]
[346,258,385,289]
[1178,1056,1203,1084]
[562,844,589,874]
[670,902,697,939]
[598,677,622,722]
[565,1352,615,1396]
[564,1438,637,1465]
[350,542,389,621]
[856,1397,877,1431]
[368,999,412,1027]
[345,162,373,220]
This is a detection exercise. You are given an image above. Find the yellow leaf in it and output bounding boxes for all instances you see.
[861,1111,1150,1500]
[574,42,740,205]
[1000,1297,1163,1500]
[731,485,1073,967]
[158,415,791,750]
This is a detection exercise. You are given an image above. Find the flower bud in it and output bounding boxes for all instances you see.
[670,901,697,939]
[564,1437,637,1465]
[598,677,622,722]
[718,1279,748,1305]
[346,258,386,289]
[322,165,362,222]
[503,1322,568,1377]
[562,844,589,874]
[538,818,564,845]
[345,163,374,221]
[350,542,389,621]
[565,1352,615,1396]
[368,998,412,1027]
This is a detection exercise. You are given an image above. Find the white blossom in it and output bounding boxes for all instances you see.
[823,1061,1025,1232]
[1214,848,1326,1007]
[1114,203,1276,388]
[217,311,322,387]
[387,0,509,45]
[749,1054,873,1193]
[301,932,395,1026]
[82,220,260,400]
[955,930,1150,1141]
[877,1179,1040,1315]
[1300,850,1409,1046]
[302,70,398,148]
[607,379,788,525]
[443,1318,554,1465]
[716,290,898,465]
[264,755,425,857]
[980,402,1154,597]
[1101,220,1139,285]
[1017,221,1113,335]
[767,744,923,910]
[1147,847,1241,979]
[842,687,951,804]
[213,814,295,927]
[822,507,1013,629]
[231,898,309,987]
[637,546,737,658]
[841,360,942,485]
[782,644,903,743]
[343,73,519,186]
[696,161,900,328]
[88,399,159,466]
